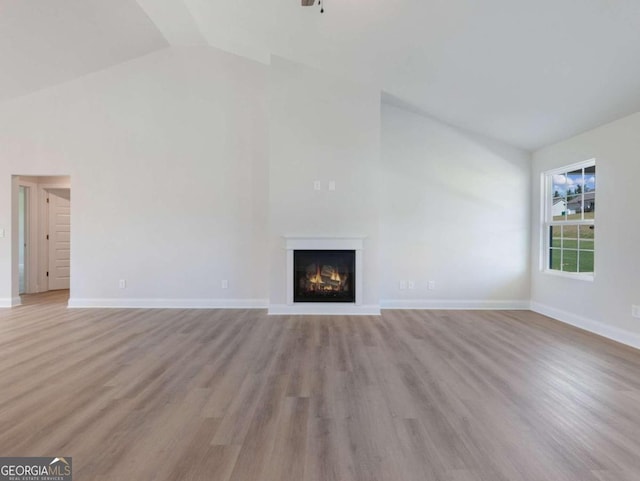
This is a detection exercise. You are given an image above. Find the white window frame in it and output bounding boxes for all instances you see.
[542,158,595,280]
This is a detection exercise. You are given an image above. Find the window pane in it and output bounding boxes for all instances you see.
[585,165,596,190]
[552,173,568,221]
[578,225,594,250]
[548,224,594,274]
[548,165,596,222]
[579,250,594,273]
[562,249,578,272]
[550,225,562,247]
[549,248,561,270]
[561,225,578,249]
[583,190,595,220]
[566,168,583,220]
[552,173,569,198]
[552,196,567,221]
[584,165,596,219]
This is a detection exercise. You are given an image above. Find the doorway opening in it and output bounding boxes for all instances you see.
[12,176,71,305]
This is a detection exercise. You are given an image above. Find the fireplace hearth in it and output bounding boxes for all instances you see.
[294,250,355,303]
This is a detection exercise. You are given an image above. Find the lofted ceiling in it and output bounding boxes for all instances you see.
[2,0,640,150]
[0,0,168,103]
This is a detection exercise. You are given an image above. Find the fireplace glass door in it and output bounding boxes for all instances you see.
[294,250,355,303]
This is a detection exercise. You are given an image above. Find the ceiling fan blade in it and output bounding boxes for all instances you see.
[301,0,315,5]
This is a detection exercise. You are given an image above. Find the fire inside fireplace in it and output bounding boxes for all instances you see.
[294,250,355,303]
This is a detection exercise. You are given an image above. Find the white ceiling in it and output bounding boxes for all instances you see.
[3,0,640,150]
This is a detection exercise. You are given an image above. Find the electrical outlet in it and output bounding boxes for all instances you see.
[428,280,436,290]
[221,280,229,289]
[399,280,407,290]
[119,280,126,289]
[408,281,415,290]
[0,228,4,238]
[632,305,640,318]
[328,180,336,191]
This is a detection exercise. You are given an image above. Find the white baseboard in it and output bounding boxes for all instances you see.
[380,299,531,310]
[67,298,269,309]
[0,297,22,308]
[0,297,22,309]
[0,298,17,307]
[531,301,640,351]
[268,304,381,315]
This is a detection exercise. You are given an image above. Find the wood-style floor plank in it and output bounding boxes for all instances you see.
[1,291,640,480]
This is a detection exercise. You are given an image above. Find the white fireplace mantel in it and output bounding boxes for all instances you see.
[285,236,365,252]
[268,236,379,315]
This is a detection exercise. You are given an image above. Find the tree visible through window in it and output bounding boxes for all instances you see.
[545,160,595,276]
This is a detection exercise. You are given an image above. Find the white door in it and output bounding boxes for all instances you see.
[18,186,28,294]
[48,190,71,290]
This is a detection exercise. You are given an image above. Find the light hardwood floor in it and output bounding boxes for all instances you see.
[2,292,640,480]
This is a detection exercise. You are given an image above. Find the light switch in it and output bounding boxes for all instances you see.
[313,180,321,191]
[328,181,336,191]
[0,228,4,238]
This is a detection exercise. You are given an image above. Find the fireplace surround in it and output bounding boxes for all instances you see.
[272,236,373,315]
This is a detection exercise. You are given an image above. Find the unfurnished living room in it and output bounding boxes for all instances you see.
[1,1,640,480]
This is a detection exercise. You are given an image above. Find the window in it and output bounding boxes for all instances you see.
[543,159,596,278]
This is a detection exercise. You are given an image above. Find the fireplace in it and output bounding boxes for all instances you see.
[294,250,355,303]
[276,236,370,315]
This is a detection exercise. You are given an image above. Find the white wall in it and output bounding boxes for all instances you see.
[0,46,269,307]
[380,103,531,308]
[267,57,381,311]
[531,111,640,347]
[0,45,534,313]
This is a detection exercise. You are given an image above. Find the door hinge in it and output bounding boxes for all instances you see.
[46,234,49,240]
[46,271,49,277]
[46,197,49,204]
